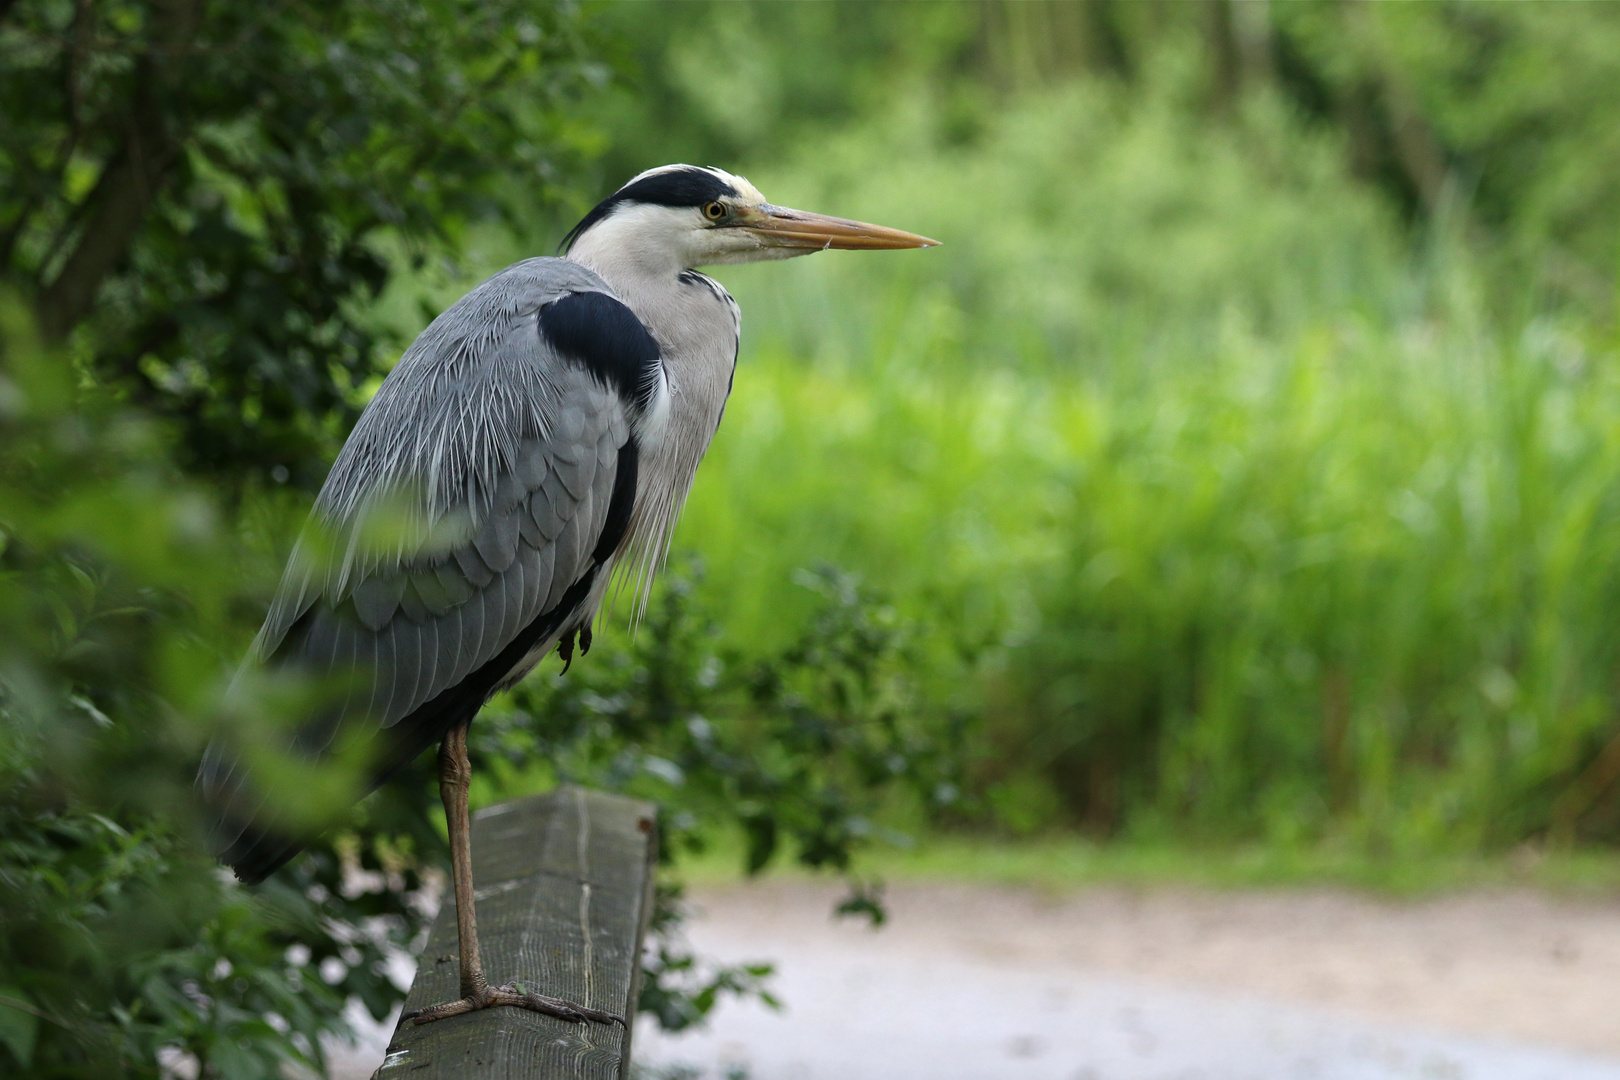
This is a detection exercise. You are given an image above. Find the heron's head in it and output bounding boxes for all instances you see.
[563,165,937,277]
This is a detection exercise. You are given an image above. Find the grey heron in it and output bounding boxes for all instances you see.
[198,165,937,1026]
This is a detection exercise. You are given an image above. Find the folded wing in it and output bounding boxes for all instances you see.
[199,258,655,883]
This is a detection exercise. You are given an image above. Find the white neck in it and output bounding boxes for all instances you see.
[563,204,743,613]
[566,203,701,287]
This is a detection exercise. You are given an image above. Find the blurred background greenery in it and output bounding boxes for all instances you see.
[6,1,1620,1076]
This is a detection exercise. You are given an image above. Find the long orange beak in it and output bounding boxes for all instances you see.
[739,204,940,250]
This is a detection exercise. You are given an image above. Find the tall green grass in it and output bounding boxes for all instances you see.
[680,310,1620,848]
[668,71,1620,849]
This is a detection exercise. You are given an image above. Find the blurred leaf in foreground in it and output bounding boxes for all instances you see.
[0,300,416,1079]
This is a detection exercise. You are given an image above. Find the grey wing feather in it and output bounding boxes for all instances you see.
[397,579,428,624]
[351,575,403,633]
[530,484,566,541]
[473,508,521,573]
[435,562,476,607]
[530,537,556,609]
[452,546,494,588]
[545,509,585,612]
[209,259,638,845]
[517,497,547,547]
[414,569,452,617]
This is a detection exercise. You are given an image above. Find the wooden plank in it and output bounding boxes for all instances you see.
[373,787,658,1080]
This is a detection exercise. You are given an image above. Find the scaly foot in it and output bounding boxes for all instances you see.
[404,983,624,1027]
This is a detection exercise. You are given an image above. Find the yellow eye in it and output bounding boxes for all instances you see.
[703,201,726,221]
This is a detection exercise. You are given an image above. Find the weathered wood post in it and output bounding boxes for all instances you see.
[373,787,658,1080]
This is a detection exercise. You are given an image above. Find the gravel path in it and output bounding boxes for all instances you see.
[333,880,1620,1080]
[633,881,1620,1080]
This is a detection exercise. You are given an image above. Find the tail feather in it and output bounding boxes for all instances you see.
[195,670,485,884]
[198,567,604,883]
[215,815,306,886]
[196,740,310,884]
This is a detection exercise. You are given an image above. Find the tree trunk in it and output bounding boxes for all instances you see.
[35,0,203,340]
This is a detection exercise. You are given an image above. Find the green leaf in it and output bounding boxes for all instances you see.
[0,987,40,1067]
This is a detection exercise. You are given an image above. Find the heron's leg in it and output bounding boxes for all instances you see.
[404,723,623,1028]
[442,721,486,1000]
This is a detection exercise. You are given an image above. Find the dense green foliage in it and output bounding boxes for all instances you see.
[0,307,413,1077]
[1,0,600,488]
[7,2,1620,1077]
[0,5,617,1074]
[562,1,1620,846]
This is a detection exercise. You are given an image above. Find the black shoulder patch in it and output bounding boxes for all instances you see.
[562,166,738,252]
[538,291,659,412]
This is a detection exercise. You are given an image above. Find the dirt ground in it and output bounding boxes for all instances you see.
[337,879,1620,1079]
[624,879,1620,1080]
[679,880,1620,1058]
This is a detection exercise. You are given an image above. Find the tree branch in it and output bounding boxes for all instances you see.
[35,0,204,340]
[2,0,95,274]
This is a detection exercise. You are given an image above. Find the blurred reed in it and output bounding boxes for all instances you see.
[667,72,1620,848]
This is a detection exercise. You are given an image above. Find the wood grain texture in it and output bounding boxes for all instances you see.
[374,787,658,1080]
